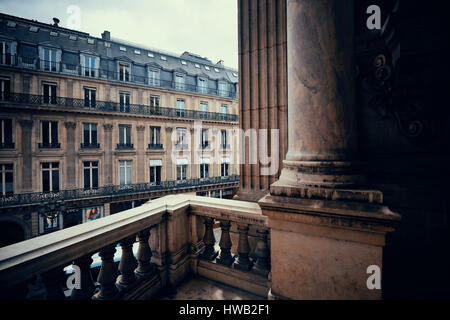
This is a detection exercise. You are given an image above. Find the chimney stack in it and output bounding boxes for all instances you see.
[53,17,60,27]
[101,30,111,41]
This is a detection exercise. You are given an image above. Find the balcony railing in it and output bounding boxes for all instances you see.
[148,143,163,150]
[80,142,100,149]
[38,142,61,149]
[1,55,238,100]
[0,92,239,122]
[0,142,15,149]
[116,143,134,150]
[0,174,240,208]
[0,195,269,300]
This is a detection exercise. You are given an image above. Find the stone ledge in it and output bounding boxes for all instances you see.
[197,259,270,298]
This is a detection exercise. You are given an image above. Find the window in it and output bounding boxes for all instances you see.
[0,41,13,65]
[200,159,210,179]
[84,161,99,190]
[119,160,132,185]
[149,126,161,148]
[84,56,96,77]
[221,130,228,149]
[119,46,127,52]
[161,56,167,61]
[175,74,184,90]
[198,78,207,94]
[150,95,160,108]
[219,82,228,97]
[0,78,10,101]
[87,38,95,44]
[176,128,187,148]
[201,129,209,148]
[220,104,228,119]
[200,102,207,113]
[148,53,154,58]
[43,48,58,72]
[118,125,132,148]
[149,159,162,184]
[176,159,188,181]
[119,62,130,82]
[221,158,230,177]
[214,68,220,73]
[49,31,58,37]
[84,88,96,108]
[29,26,39,32]
[82,123,98,148]
[40,121,59,148]
[69,35,77,41]
[181,60,187,65]
[0,164,13,196]
[119,92,130,112]
[149,69,159,86]
[43,83,57,104]
[176,99,185,116]
[195,63,200,69]
[134,49,141,55]
[0,119,14,149]
[204,66,210,71]
[42,162,59,192]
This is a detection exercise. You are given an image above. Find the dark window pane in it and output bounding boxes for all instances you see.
[84,168,90,189]
[51,122,58,144]
[52,169,59,191]
[42,170,50,192]
[42,121,49,143]
[92,168,98,188]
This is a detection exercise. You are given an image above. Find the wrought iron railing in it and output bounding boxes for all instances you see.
[0,92,239,122]
[116,143,134,150]
[1,55,238,99]
[148,143,163,149]
[38,142,61,149]
[0,142,15,149]
[80,142,100,149]
[0,174,239,208]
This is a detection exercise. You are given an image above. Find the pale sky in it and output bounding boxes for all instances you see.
[0,0,239,69]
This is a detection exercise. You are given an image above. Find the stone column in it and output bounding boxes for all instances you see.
[64,121,77,189]
[19,119,33,193]
[103,124,114,185]
[271,0,365,194]
[258,0,401,300]
[136,125,146,183]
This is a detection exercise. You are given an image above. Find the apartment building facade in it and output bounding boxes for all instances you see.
[0,13,239,246]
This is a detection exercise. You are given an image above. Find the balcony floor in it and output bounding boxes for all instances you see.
[155,276,264,300]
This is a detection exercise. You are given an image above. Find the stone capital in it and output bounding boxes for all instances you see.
[64,121,77,129]
[136,125,146,132]
[103,124,114,131]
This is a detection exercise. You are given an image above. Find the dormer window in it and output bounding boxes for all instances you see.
[195,64,200,68]
[69,35,77,41]
[204,66,210,71]
[214,68,220,73]
[134,49,141,55]
[50,31,58,37]
[87,38,95,44]
[161,56,167,61]
[119,46,127,52]
[181,60,187,65]
[104,42,111,48]
[43,48,58,72]
[232,72,238,77]
[175,74,184,90]
[6,21,16,28]
[148,53,154,58]
[119,62,131,82]
[149,69,160,86]
[29,26,39,32]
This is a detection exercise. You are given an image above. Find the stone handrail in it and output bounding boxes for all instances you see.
[0,195,271,299]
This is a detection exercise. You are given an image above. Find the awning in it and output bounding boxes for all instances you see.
[221,157,230,163]
[149,159,163,166]
[176,158,189,165]
[200,158,210,164]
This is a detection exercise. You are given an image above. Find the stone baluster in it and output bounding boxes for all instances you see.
[252,229,270,277]
[135,228,156,279]
[41,267,66,300]
[200,217,218,260]
[116,236,138,291]
[216,220,234,266]
[70,254,96,300]
[234,224,253,271]
[92,244,119,300]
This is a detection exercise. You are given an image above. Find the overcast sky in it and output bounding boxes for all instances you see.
[1,0,239,69]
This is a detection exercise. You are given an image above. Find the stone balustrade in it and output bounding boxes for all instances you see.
[0,195,271,300]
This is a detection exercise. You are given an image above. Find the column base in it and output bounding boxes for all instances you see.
[258,193,400,300]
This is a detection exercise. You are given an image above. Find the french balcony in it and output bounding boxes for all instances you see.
[38,142,61,149]
[0,92,239,122]
[148,143,163,150]
[116,143,134,150]
[80,142,100,149]
[0,195,270,300]
[0,142,15,149]
[175,143,189,150]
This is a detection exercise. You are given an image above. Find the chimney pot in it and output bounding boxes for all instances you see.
[102,30,111,40]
